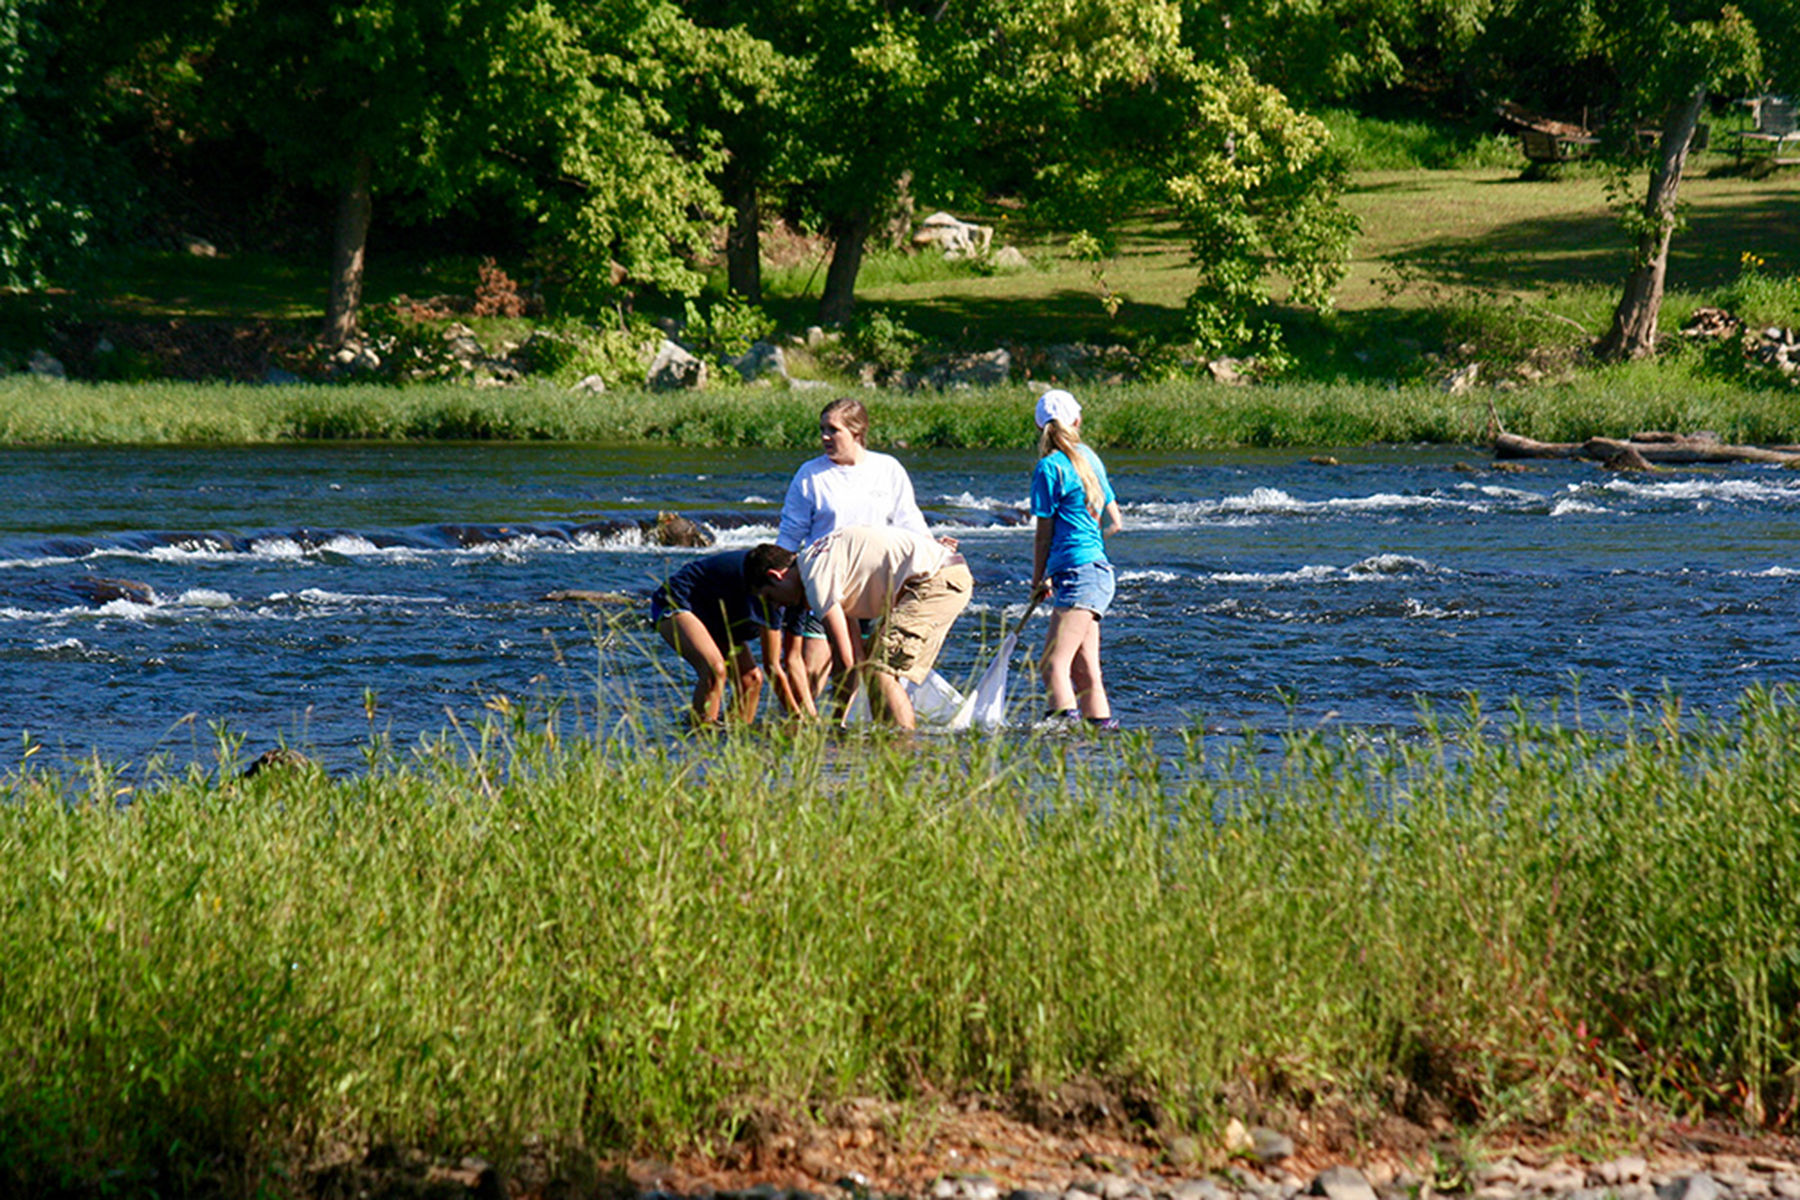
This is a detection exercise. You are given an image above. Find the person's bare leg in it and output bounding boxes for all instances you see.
[868,669,917,729]
[657,612,728,723]
[1039,606,1096,713]
[1067,617,1109,719]
[802,635,831,701]
[780,633,817,719]
[726,645,764,722]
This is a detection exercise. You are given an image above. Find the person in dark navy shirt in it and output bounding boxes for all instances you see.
[649,548,800,725]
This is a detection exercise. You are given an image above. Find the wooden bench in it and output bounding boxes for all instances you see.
[1729,96,1800,162]
[1520,127,1598,164]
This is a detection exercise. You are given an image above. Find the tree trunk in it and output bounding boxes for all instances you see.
[722,157,762,304]
[1596,88,1708,362]
[322,149,374,348]
[817,208,872,326]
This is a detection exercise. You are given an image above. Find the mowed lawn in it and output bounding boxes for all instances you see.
[856,163,1800,343]
[20,160,1800,353]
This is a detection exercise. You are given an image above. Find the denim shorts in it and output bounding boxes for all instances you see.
[1048,559,1116,617]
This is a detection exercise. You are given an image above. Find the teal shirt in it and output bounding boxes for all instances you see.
[1030,445,1114,575]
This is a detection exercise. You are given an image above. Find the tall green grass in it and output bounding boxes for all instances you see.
[1317,110,1522,171]
[4,373,1798,450]
[5,689,1800,1192]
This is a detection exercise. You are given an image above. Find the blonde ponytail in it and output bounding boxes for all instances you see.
[1038,419,1103,519]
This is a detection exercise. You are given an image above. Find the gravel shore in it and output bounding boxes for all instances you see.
[310,1103,1800,1200]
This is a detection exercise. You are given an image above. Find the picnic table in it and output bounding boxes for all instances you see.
[1497,101,1600,166]
[1728,95,1799,162]
[1520,127,1600,163]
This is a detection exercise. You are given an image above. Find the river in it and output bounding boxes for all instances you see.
[3,442,1798,773]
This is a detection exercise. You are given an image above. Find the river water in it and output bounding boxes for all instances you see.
[3,442,1798,773]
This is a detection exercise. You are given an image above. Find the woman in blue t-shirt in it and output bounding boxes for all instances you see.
[1028,389,1123,730]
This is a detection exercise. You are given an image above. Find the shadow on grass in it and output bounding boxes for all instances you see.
[1378,183,1800,296]
[866,288,1185,347]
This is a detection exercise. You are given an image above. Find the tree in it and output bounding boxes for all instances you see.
[188,0,727,345]
[1194,0,1496,108]
[675,0,792,305]
[776,0,959,325]
[0,0,149,291]
[962,2,1358,360]
[688,0,1205,325]
[1595,3,1762,361]
[1165,63,1360,359]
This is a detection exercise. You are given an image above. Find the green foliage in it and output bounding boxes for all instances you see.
[1315,109,1522,171]
[839,308,923,375]
[1688,253,1800,390]
[1202,0,1497,106]
[511,1,741,307]
[149,0,736,325]
[1713,252,1800,330]
[1618,3,1763,117]
[1067,231,1125,319]
[9,688,1800,1185]
[0,0,138,290]
[1165,63,1359,359]
[682,295,776,360]
[516,319,658,388]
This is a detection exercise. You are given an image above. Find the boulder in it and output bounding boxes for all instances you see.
[1753,327,1800,374]
[930,347,1012,389]
[27,350,66,379]
[545,588,638,605]
[1441,362,1481,394]
[1208,357,1250,386]
[913,211,993,260]
[442,322,485,363]
[1682,306,1742,339]
[1309,1165,1377,1200]
[66,576,156,606]
[331,343,381,373]
[730,340,789,383]
[1249,1126,1293,1164]
[648,339,708,391]
[992,245,1030,271]
[645,512,712,547]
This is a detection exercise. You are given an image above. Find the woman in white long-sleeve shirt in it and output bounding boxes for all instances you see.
[775,397,950,710]
[777,398,930,549]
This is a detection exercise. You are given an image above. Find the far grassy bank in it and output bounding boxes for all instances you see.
[5,688,1800,1193]
[3,369,1799,450]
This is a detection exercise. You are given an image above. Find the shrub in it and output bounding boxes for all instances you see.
[471,258,529,318]
[1317,109,1523,171]
[517,318,658,388]
[682,295,776,361]
[840,308,922,375]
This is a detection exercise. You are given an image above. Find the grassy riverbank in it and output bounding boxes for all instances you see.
[3,367,1799,449]
[6,688,1800,1193]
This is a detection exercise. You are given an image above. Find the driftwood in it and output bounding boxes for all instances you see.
[544,589,639,605]
[1493,429,1800,470]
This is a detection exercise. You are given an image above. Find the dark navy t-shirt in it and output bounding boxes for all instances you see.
[649,549,782,647]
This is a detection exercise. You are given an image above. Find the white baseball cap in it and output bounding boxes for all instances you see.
[1034,388,1081,429]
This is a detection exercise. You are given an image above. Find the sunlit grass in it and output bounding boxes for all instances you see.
[3,370,1798,450]
[6,686,1800,1192]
